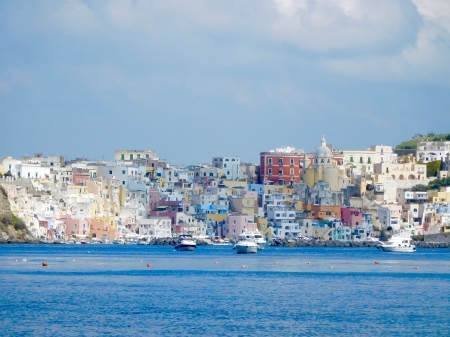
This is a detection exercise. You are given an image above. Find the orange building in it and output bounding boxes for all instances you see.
[303,204,341,220]
[90,218,118,241]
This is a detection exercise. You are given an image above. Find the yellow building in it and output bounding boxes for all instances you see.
[232,197,257,217]
[303,137,348,190]
[255,217,271,241]
[430,191,450,203]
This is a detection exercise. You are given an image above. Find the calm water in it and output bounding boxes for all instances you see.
[1,245,449,336]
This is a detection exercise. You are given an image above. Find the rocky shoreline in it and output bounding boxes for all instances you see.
[2,236,450,248]
[270,238,450,249]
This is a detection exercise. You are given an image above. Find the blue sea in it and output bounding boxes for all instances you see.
[1,245,449,337]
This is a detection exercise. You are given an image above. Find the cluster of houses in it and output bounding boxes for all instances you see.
[1,137,450,243]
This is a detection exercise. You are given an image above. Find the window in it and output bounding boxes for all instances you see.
[146,154,149,158]
[130,154,133,160]
[227,171,230,175]
[290,158,294,165]
[137,154,140,159]
[279,158,283,165]
[278,169,283,175]
[268,158,272,165]
[360,157,363,163]
[122,170,125,174]
[290,168,294,175]
[121,154,124,160]
[350,157,354,162]
[122,181,125,185]
[368,157,371,164]
[109,170,113,174]
[268,168,272,175]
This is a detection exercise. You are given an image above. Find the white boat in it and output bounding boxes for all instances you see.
[380,235,416,252]
[234,233,258,254]
[175,234,197,251]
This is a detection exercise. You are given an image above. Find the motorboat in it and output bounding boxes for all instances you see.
[212,237,232,246]
[251,230,266,250]
[175,234,197,251]
[234,233,258,254]
[380,235,416,252]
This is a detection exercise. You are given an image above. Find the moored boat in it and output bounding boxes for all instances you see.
[175,234,197,251]
[234,233,258,254]
[380,235,416,253]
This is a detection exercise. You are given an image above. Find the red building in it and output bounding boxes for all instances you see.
[73,168,90,186]
[259,147,305,185]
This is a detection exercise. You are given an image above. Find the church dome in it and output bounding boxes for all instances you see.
[314,136,332,158]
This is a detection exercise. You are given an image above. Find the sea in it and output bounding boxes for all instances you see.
[0,245,449,337]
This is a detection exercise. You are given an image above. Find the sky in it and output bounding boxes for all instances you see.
[1,0,449,165]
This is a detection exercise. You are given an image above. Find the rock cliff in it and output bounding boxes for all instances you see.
[0,186,38,244]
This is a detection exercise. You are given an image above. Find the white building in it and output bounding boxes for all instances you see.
[212,156,241,180]
[267,204,300,239]
[416,140,450,163]
[139,217,172,238]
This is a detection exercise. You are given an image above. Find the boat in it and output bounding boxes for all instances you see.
[212,237,232,246]
[175,234,197,251]
[234,233,258,254]
[380,235,416,252]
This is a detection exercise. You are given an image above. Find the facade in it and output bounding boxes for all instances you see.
[259,146,304,185]
[222,213,256,240]
[138,217,172,238]
[114,150,157,164]
[416,140,450,163]
[373,162,427,181]
[212,157,241,180]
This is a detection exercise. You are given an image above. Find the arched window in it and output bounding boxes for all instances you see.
[268,158,272,165]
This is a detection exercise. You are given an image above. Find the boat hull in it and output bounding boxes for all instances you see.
[176,244,196,251]
[381,246,416,253]
[257,242,266,250]
[235,244,258,254]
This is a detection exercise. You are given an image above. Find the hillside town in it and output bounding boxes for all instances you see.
[1,136,450,244]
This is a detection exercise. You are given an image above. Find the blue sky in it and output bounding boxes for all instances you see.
[1,0,449,165]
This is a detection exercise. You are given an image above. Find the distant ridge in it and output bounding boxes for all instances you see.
[395,133,450,150]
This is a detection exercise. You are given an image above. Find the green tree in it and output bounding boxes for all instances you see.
[411,184,428,192]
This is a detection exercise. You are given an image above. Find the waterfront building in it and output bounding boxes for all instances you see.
[222,213,256,240]
[138,217,172,238]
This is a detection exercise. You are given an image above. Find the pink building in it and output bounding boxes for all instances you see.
[63,216,90,238]
[341,208,363,227]
[223,213,256,240]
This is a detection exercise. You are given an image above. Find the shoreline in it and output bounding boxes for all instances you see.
[1,237,450,248]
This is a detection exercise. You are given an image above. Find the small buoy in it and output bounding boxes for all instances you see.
[140,260,142,262]
[307,262,311,265]
[275,262,278,265]
[215,261,218,264]
[375,261,380,264]
[415,267,419,270]
[42,262,48,267]
[330,266,333,269]
[73,259,75,262]
[147,263,151,268]
[88,251,90,253]
[15,260,18,263]
[242,265,246,268]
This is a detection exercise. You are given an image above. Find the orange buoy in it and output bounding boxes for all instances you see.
[375,261,380,264]
[42,262,48,267]
[147,263,151,268]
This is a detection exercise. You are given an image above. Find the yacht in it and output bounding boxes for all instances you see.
[234,233,258,254]
[175,234,197,251]
[250,230,266,250]
[380,235,416,253]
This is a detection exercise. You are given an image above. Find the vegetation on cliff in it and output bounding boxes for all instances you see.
[395,132,450,150]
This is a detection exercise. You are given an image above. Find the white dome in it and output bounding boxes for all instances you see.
[314,136,332,158]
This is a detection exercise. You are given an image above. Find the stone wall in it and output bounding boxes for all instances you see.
[424,233,450,243]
